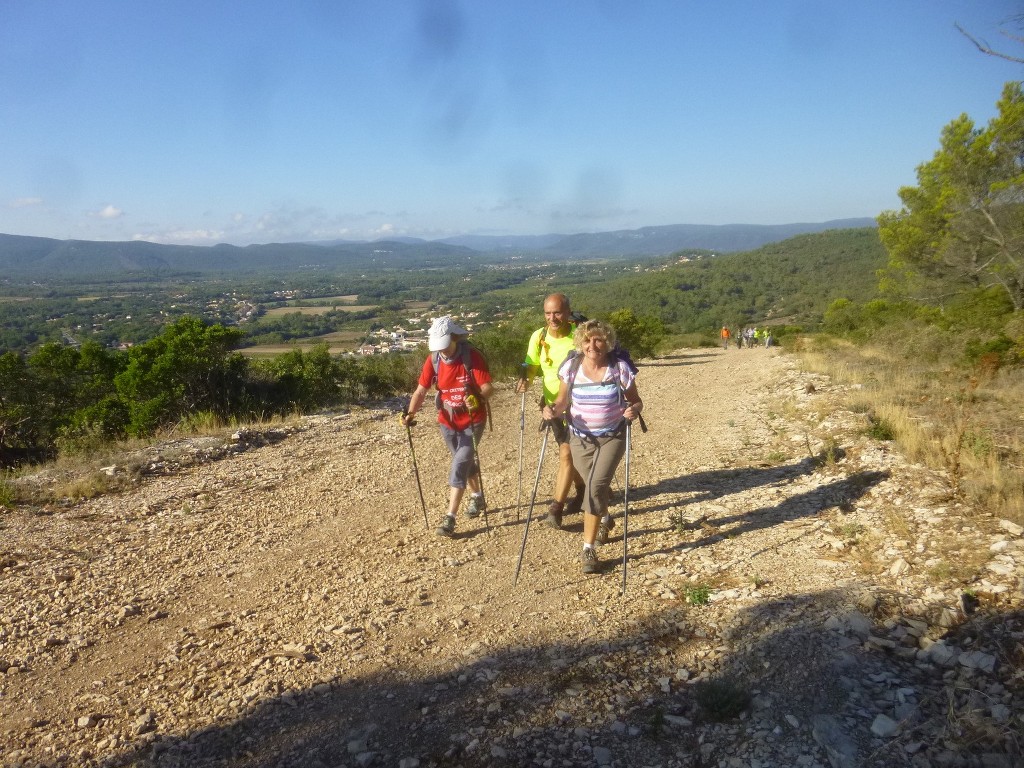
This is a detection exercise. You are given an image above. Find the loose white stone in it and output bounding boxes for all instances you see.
[870,714,899,738]
[924,641,959,667]
[662,714,693,728]
[843,611,873,639]
[998,519,1023,537]
[889,558,910,576]
[987,561,1015,576]
[990,704,1011,722]
[958,650,996,673]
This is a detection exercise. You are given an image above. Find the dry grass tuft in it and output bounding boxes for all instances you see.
[797,341,1024,525]
[6,413,301,506]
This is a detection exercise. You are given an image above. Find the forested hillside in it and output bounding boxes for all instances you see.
[0,219,875,279]
[0,234,483,278]
[571,227,886,331]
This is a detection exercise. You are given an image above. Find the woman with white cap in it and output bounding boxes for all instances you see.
[401,316,494,536]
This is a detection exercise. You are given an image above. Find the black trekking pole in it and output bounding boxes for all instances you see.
[622,421,632,593]
[402,410,430,531]
[513,422,550,588]
[469,423,490,532]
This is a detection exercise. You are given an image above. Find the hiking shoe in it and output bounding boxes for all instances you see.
[581,547,599,574]
[544,502,563,529]
[436,515,456,537]
[565,486,585,515]
[465,495,486,519]
[596,515,615,545]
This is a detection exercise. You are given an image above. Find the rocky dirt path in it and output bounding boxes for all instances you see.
[1,348,1022,768]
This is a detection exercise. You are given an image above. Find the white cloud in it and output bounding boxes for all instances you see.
[132,229,225,245]
[95,204,124,219]
[126,206,432,246]
[9,197,44,208]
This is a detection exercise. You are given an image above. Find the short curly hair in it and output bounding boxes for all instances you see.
[573,319,617,353]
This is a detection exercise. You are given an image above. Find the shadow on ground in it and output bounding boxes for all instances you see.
[642,352,718,368]
[630,449,849,515]
[98,592,1022,768]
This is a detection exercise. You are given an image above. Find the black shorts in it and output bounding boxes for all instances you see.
[550,417,570,446]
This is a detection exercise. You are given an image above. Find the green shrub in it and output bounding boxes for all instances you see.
[0,474,15,509]
[176,410,223,434]
[683,584,711,605]
[606,308,666,359]
[695,677,751,720]
[472,311,535,380]
[357,353,414,400]
[964,334,1015,367]
[864,415,896,441]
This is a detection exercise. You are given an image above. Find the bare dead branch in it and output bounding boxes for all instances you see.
[955,22,1024,64]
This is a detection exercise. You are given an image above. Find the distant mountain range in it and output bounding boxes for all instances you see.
[0,218,875,278]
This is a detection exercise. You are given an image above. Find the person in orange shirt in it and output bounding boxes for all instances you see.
[720,326,731,349]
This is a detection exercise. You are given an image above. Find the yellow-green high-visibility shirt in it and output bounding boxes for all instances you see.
[525,325,576,405]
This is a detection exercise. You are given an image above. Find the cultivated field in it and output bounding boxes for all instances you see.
[239,330,367,357]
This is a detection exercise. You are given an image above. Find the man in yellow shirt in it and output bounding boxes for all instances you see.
[516,293,585,528]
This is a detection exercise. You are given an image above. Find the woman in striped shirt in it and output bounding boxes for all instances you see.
[543,320,644,574]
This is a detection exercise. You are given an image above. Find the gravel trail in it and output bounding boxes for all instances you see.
[1,347,1021,768]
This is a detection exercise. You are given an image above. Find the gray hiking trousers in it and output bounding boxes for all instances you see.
[439,422,485,489]
[568,428,626,518]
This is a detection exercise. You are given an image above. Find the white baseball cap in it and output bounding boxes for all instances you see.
[427,315,468,351]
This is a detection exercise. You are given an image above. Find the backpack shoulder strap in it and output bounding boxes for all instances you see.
[569,352,628,393]
[536,321,577,348]
[461,342,479,394]
[564,350,582,379]
[564,351,583,400]
[607,351,624,389]
[430,350,440,385]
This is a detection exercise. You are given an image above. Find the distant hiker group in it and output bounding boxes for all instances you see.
[399,293,646,581]
[721,325,772,349]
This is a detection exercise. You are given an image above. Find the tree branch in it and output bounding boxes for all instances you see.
[955,22,1024,64]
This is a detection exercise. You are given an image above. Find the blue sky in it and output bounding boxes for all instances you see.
[1,1,1020,246]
